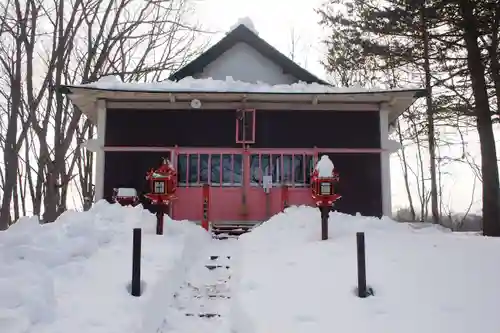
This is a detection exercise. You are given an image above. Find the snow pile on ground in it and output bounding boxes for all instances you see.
[0,201,211,333]
[76,75,421,94]
[229,17,259,35]
[231,206,500,333]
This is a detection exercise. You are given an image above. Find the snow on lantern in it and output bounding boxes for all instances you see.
[311,155,342,207]
[144,158,177,235]
[311,155,342,240]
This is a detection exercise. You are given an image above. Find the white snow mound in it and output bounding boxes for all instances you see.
[0,201,211,333]
[232,206,500,333]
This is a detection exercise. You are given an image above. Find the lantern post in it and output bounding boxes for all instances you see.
[144,158,178,235]
[311,155,342,240]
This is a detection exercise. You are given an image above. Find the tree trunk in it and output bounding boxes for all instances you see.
[460,0,500,236]
[0,37,23,230]
[42,162,59,223]
[421,4,439,224]
[396,120,416,220]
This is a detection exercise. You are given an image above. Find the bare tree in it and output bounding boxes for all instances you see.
[0,0,203,226]
[0,0,33,229]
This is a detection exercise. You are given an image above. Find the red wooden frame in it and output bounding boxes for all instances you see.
[201,184,210,230]
[103,146,385,153]
[235,109,256,144]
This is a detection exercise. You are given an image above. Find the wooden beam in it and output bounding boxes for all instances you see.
[105,100,380,111]
[103,146,386,153]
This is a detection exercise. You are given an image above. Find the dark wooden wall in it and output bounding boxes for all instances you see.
[105,108,380,149]
[320,152,382,217]
[103,151,170,212]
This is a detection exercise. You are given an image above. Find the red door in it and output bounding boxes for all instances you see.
[246,150,317,221]
[172,148,245,222]
[172,148,317,222]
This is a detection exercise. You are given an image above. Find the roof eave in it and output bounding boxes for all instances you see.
[58,85,425,125]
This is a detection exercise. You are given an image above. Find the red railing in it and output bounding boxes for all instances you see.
[249,152,316,187]
[176,152,243,187]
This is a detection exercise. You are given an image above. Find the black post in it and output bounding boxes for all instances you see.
[356,232,367,298]
[156,205,164,235]
[320,206,329,240]
[131,228,142,297]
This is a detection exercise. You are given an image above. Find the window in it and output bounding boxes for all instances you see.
[294,154,305,183]
[200,154,209,183]
[222,154,232,183]
[177,153,243,187]
[250,153,315,187]
[233,154,243,184]
[188,154,199,184]
[154,180,165,194]
[320,182,332,195]
[236,109,256,143]
[177,155,187,184]
[211,154,221,185]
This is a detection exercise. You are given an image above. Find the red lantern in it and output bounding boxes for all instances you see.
[144,158,178,235]
[144,158,178,205]
[311,168,341,208]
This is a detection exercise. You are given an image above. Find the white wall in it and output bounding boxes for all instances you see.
[380,104,395,217]
[95,99,106,201]
[196,42,298,85]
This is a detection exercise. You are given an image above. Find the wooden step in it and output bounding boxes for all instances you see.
[209,255,231,260]
[205,265,230,270]
[185,313,220,318]
[211,225,252,236]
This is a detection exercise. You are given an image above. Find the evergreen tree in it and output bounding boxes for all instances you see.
[318,0,500,235]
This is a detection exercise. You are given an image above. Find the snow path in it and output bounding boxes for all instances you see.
[157,238,237,333]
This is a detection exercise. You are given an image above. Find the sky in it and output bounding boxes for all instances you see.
[193,0,327,79]
[192,0,482,215]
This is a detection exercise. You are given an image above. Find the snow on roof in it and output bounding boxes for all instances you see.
[229,17,259,35]
[76,75,422,95]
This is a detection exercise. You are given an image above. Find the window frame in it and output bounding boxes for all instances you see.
[235,109,256,144]
[154,180,165,194]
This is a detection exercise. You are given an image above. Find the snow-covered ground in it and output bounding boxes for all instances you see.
[0,201,211,333]
[231,206,500,333]
[2,203,499,333]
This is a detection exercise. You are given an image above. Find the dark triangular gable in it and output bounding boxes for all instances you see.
[169,24,330,85]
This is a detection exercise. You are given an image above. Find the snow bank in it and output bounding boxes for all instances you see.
[231,206,500,333]
[0,201,211,333]
[78,75,421,94]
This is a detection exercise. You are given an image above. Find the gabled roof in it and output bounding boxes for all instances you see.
[169,24,330,85]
